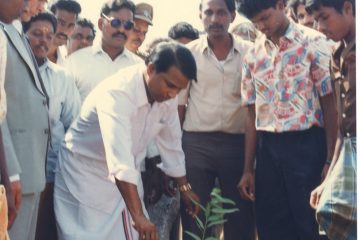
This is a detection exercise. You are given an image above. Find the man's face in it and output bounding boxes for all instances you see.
[147,65,189,103]
[0,0,24,23]
[99,8,134,51]
[21,0,39,22]
[26,20,54,61]
[53,9,77,47]
[312,4,353,42]
[125,19,149,53]
[68,25,95,55]
[37,0,47,13]
[296,4,315,28]
[250,5,283,38]
[200,0,235,39]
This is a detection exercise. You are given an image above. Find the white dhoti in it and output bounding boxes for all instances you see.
[54,148,146,240]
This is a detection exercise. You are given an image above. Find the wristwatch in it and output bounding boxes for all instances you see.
[179,183,192,193]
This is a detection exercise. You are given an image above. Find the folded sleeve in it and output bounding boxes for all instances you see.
[96,89,140,186]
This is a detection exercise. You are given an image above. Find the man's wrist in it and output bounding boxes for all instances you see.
[179,183,192,193]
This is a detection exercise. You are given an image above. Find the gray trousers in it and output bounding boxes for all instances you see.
[180,131,255,240]
[9,192,41,240]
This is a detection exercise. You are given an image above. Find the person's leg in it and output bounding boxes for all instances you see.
[35,182,57,240]
[217,134,255,240]
[255,131,298,240]
[8,192,40,240]
[280,127,326,240]
[181,132,216,240]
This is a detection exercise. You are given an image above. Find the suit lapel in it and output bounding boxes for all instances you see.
[1,22,46,96]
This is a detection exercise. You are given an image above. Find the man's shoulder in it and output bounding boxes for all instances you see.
[186,36,206,52]
[67,46,94,62]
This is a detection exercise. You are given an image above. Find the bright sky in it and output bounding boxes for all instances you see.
[76,0,247,50]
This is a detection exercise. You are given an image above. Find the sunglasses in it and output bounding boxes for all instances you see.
[101,13,134,30]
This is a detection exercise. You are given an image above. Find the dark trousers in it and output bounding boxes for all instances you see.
[35,183,57,240]
[255,127,327,240]
[181,131,255,240]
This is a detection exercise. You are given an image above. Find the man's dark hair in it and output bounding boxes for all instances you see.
[200,0,236,12]
[287,0,306,16]
[50,0,81,16]
[101,0,135,16]
[145,42,197,82]
[76,18,96,38]
[168,22,200,41]
[305,0,355,16]
[23,11,57,33]
[237,0,279,19]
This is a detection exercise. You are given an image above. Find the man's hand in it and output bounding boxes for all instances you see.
[132,215,159,240]
[310,182,326,209]
[11,180,22,210]
[181,190,200,218]
[238,172,255,201]
[5,188,17,229]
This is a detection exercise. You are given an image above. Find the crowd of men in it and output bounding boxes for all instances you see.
[0,0,356,239]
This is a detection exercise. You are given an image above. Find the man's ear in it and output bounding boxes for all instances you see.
[276,0,285,11]
[98,18,104,31]
[147,63,155,77]
[343,1,354,16]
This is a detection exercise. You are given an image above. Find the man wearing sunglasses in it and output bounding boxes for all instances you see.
[65,0,142,102]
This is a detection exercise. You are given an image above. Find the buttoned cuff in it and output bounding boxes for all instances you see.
[157,163,186,178]
[9,174,20,182]
[113,167,141,186]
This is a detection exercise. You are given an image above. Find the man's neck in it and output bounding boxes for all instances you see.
[344,19,356,46]
[48,45,58,63]
[102,42,125,61]
[143,71,154,105]
[36,57,46,67]
[207,33,233,61]
[270,17,290,46]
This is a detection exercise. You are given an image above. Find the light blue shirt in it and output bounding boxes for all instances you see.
[39,59,81,182]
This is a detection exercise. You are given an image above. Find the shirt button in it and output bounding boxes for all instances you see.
[44,129,49,134]
[346,132,351,137]
[342,113,346,118]
[341,93,345,98]
[42,100,47,106]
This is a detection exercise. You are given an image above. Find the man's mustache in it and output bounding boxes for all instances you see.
[208,24,223,30]
[112,32,127,40]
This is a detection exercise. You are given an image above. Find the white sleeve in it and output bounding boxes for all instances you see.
[96,89,140,186]
[156,100,186,178]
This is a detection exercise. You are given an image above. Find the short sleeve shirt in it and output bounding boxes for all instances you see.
[241,21,332,132]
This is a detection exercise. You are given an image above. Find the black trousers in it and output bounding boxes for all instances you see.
[180,131,255,240]
[255,127,327,240]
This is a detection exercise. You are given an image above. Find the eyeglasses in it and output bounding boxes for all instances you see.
[101,13,134,30]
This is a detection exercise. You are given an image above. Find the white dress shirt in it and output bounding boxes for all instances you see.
[39,59,81,182]
[57,64,186,214]
[56,45,68,67]
[65,44,142,102]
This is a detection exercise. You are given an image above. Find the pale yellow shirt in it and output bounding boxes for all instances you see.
[179,34,253,134]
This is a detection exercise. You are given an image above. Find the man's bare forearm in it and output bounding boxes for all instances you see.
[115,180,144,219]
[243,105,257,174]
